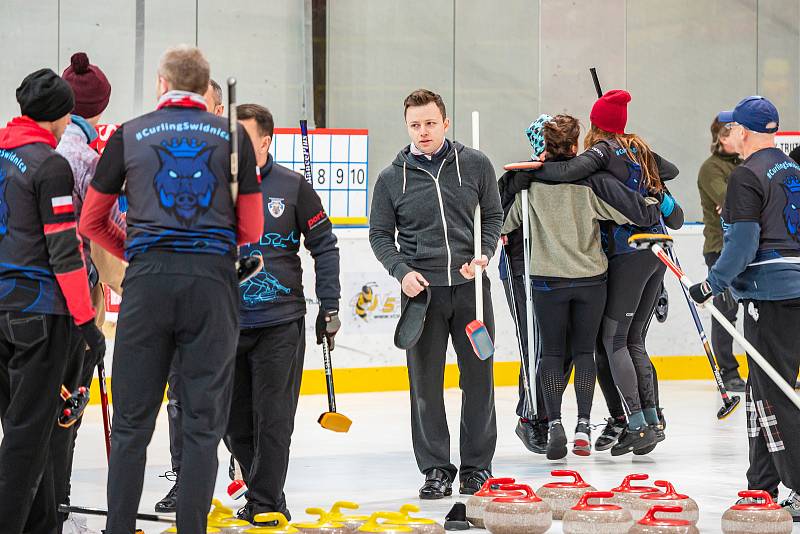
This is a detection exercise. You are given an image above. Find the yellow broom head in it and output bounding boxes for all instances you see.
[319,412,352,433]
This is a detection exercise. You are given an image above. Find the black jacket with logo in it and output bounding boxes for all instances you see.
[0,117,94,324]
[239,155,340,329]
[91,104,260,262]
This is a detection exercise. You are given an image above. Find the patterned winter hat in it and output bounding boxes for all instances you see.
[525,114,553,159]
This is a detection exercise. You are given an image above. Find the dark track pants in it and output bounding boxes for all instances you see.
[106,268,238,533]
[0,312,74,534]
[531,283,606,421]
[226,317,305,518]
[742,298,800,496]
[166,364,183,473]
[704,252,741,380]
[406,280,496,483]
[501,275,574,421]
[601,252,665,414]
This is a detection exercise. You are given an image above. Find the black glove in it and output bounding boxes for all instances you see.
[316,309,341,350]
[78,321,106,366]
[688,280,713,305]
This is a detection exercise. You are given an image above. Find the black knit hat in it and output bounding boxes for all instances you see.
[16,68,75,121]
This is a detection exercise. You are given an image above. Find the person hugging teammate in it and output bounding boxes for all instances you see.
[517,91,683,455]
[500,114,665,460]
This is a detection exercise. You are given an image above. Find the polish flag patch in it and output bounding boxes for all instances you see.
[51,195,74,215]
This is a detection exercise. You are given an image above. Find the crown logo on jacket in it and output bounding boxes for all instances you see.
[784,175,800,193]
[161,138,207,158]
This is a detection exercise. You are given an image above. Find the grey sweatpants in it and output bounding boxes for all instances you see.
[405,280,496,483]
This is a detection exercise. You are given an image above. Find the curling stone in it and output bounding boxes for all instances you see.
[721,490,793,534]
[208,498,251,533]
[210,499,236,519]
[609,474,660,511]
[629,481,698,524]
[357,513,415,534]
[327,502,371,533]
[536,469,596,520]
[245,513,300,534]
[293,508,350,534]
[383,504,445,534]
[482,483,552,534]
[465,477,523,527]
[562,491,633,534]
[628,505,699,534]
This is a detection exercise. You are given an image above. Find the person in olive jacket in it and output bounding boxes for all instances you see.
[697,117,745,392]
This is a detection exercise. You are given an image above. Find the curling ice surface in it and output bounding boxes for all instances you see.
[46,382,800,532]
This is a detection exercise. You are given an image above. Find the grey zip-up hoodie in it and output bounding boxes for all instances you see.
[369,140,503,287]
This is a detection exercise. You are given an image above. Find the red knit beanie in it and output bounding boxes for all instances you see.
[62,52,111,119]
[589,89,631,135]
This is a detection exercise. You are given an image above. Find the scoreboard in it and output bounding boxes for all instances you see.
[269,127,369,226]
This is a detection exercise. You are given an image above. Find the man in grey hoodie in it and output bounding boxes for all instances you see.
[369,89,503,498]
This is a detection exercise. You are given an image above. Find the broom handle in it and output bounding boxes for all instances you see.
[651,243,800,411]
[472,111,483,321]
[323,336,336,412]
[474,205,483,321]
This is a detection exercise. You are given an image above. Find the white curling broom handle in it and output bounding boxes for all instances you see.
[522,189,537,416]
[472,111,483,322]
[652,244,800,412]
[474,206,483,321]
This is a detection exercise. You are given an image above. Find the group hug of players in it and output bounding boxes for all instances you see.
[0,42,798,533]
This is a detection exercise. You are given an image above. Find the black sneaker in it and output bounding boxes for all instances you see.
[237,503,291,525]
[611,426,658,456]
[633,423,665,456]
[515,418,546,454]
[420,468,453,500]
[780,491,800,522]
[723,376,746,393]
[154,470,178,513]
[657,409,666,431]
[573,421,591,456]
[546,421,568,460]
[595,417,626,451]
[460,469,491,495]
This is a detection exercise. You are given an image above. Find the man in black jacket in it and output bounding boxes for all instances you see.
[155,77,228,514]
[0,68,104,534]
[226,104,341,524]
[81,45,263,532]
[369,89,502,498]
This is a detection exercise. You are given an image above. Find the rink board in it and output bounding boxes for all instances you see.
[89,225,753,402]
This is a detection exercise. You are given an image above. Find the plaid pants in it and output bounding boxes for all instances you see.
[743,298,800,497]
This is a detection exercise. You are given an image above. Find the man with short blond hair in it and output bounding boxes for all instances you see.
[156,76,227,513]
[81,45,263,532]
[157,44,210,95]
[369,88,502,498]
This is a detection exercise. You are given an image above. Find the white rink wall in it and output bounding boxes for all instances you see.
[101,224,735,371]
[291,224,735,370]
